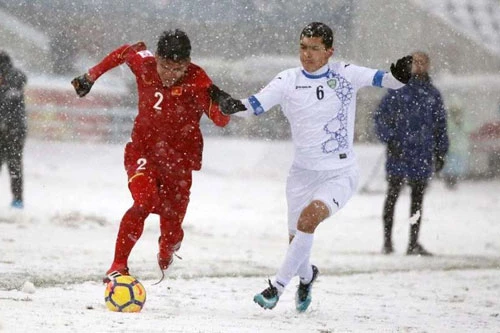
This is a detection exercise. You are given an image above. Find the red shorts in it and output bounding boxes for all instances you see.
[124,143,192,218]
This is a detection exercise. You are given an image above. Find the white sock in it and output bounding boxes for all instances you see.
[297,259,313,284]
[274,230,314,295]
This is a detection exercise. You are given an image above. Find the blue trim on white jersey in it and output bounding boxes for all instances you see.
[301,68,331,79]
[248,95,265,115]
[372,70,385,87]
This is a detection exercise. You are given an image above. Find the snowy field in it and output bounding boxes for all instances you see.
[1,137,499,332]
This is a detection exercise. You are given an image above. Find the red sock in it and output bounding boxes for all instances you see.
[158,217,184,262]
[109,205,149,271]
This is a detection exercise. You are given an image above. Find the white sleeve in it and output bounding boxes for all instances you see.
[381,72,406,90]
[347,65,405,90]
[232,99,255,118]
[348,64,379,88]
[241,72,287,116]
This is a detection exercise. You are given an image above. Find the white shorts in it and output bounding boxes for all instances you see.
[286,164,359,235]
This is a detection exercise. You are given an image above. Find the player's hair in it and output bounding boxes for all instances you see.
[156,29,191,61]
[0,51,12,74]
[300,22,334,49]
[0,51,11,65]
[411,51,430,65]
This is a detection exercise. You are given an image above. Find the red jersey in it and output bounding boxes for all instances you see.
[88,42,229,172]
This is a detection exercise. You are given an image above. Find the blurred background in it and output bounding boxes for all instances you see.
[0,0,499,178]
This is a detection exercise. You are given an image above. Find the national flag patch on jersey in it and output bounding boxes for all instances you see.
[327,78,337,89]
[171,86,182,96]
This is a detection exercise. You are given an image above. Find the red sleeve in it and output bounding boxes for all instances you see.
[190,64,230,127]
[207,100,230,127]
[87,42,147,81]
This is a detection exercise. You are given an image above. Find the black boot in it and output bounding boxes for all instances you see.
[407,242,432,256]
[407,224,432,256]
[382,216,394,254]
[383,237,393,254]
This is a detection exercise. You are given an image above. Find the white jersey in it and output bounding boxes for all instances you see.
[242,62,402,171]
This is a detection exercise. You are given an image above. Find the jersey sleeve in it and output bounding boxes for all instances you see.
[87,42,148,81]
[207,99,230,127]
[346,64,379,89]
[243,71,288,116]
[193,66,230,127]
[347,64,405,91]
[432,90,449,156]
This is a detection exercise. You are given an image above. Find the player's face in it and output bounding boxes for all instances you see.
[155,56,190,87]
[411,53,429,75]
[299,37,333,73]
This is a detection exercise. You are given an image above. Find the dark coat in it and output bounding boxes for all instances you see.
[374,76,449,179]
[0,56,28,139]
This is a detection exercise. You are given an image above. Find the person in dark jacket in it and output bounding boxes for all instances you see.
[0,51,27,209]
[374,51,448,256]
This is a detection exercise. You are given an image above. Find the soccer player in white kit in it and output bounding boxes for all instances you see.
[209,22,412,312]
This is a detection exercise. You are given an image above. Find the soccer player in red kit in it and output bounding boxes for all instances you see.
[71,29,244,281]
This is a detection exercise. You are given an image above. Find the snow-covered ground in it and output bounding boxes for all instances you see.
[1,137,499,332]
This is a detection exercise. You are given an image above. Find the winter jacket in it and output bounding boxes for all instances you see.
[0,60,27,139]
[374,76,449,179]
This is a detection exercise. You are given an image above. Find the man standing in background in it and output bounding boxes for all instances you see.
[0,51,27,209]
[374,51,448,256]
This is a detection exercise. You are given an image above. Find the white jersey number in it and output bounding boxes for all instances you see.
[153,92,163,111]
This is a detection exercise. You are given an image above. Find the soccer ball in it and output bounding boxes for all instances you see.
[104,275,146,312]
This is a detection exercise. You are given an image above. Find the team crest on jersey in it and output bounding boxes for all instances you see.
[171,86,182,96]
[327,78,337,89]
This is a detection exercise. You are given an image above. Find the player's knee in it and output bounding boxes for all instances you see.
[129,174,159,211]
[297,200,329,233]
[129,202,150,218]
[297,219,318,233]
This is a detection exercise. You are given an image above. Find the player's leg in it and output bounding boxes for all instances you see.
[106,144,160,278]
[276,199,328,292]
[253,166,312,309]
[107,204,150,276]
[406,179,431,255]
[288,169,313,286]
[293,168,357,311]
[107,172,160,275]
[254,167,357,310]
[6,135,25,208]
[289,200,327,312]
[157,171,192,271]
[257,201,328,309]
[124,143,161,211]
[382,175,404,254]
[254,168,311,309]
[158,216,184,270]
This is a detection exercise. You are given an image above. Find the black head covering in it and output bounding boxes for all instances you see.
[0,51,12,74]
